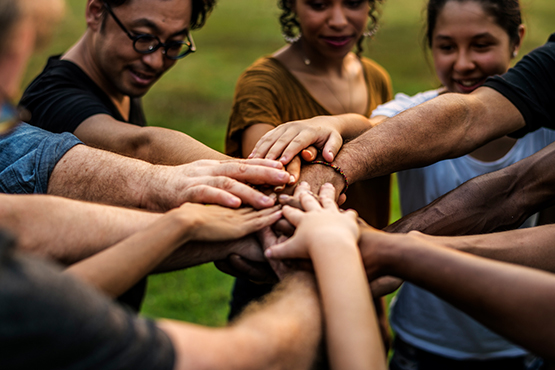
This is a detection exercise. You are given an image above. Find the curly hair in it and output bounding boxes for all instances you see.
[104,0,217,30]
[277,0,383,55]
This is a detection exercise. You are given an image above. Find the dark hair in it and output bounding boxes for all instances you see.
[425,0,522,48]
[104,0,217,30]
[278,0,383,55]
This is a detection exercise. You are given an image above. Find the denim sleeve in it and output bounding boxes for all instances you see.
[0,123,82,194]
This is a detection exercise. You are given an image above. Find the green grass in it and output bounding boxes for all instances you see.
[25,0,555,326]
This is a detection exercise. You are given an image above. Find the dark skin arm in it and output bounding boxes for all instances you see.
[386,140,555,235]
[360,226,555,361]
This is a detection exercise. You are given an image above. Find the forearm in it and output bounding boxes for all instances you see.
[133,126,228,164]
[422,224,555,272]
[47,144,154,208]
[334,113,373,141]
[383,236,555,360]
[0,193,160,264]
[161,272,322,370]
[312,243,386,370]
[386,142,555,235]
[336,88,523,183]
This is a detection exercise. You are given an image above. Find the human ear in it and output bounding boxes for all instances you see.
[512,25,526,59]
[85,0,105,32]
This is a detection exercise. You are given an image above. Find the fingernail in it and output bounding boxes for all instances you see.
[274,185,285,192]
[264,249,272,258]
[280,156,287,163]
[289,175,296,184]
[261,196,271,203]
[279,172,289,181]
[300,181,308,186]
[269,193,277,201]
[279,194,290,201]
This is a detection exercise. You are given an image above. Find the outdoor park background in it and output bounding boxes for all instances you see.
[24,0,555,325]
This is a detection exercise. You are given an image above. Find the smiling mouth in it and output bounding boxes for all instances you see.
[455,78,485,88]
[129,68,158,85]
[322,36,353,47]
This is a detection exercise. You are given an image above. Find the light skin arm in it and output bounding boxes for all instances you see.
[47,144,291,211]
[158,272,322,370]
[65,203,282,297]
[249,114,372,164]
[0,193,160,264]
[386,140,555,235]
[360,226,555,361]
[266,183,386,370]
[75,114,228,164]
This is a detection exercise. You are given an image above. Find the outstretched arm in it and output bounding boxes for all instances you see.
[386,140,555,235]
[65,203,281,297]
[159,271,322,370]
[360,227,555,361]
[47,145,290,211]
[75,115,229,164]
[335,88,524,184]
[266,183,386,370]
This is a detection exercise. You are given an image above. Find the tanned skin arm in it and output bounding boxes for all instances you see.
[335,87,525,183]
[361,227,555,361]
[159,272,322,370]
[75,115,228,165]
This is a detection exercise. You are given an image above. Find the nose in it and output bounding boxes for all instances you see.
[454,50,476,73]
[141,49,165,72]
[328,4,348,29]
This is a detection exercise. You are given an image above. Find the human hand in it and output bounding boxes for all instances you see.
[146,158,291,211]
[265,183,359,260]
[249,115,345,165]
[175,203,282,242]
[214,255,278,284]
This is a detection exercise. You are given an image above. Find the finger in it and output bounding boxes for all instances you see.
[213,163,290,187]
[266,132,306,164]
[298,191,323,212]
[241,158,284,169]
[214,256,278,284]
[250,126,288,159]
[257,226,279,251]
[264,238,301,260]
[278,194,302,210]
[240,208,283,235]
[282,205,307,227]
[292,181,311,198]
[318,183,338,209]
[272,218,295,237]
[186,178,276,209]
[301,146,318,162]
[338,193,347,205]
[286,156,301,185]
[369,276,404,298]
[322,132,343,162]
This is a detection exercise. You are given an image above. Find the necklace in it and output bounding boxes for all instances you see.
[320,66,353,114]
[299,44,353,114]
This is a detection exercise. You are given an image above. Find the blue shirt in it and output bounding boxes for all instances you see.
[0,120,82,194]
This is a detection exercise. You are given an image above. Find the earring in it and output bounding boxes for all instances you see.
[512,50,518,58]
[363,25,379,38]
[283,33,301,44]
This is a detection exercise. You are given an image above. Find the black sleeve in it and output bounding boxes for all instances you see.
[0,233,175,370]
[483,34,555,138]
[20,59,123,134]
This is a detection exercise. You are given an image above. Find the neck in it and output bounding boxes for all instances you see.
[294,40,348,77]
[63,32,128,107]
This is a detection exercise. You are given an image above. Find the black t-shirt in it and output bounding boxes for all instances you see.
[20,55,146,133]
[0,231,175,370]
[19,56,148,311]
[483,33,555,138]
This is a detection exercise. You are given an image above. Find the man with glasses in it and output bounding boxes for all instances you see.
[19,0,249,168]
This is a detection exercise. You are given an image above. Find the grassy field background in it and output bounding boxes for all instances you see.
[24,0,555,326]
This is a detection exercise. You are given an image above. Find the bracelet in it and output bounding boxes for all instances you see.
[309,160,349,195]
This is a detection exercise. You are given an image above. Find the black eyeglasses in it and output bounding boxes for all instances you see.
[103,1,196,60]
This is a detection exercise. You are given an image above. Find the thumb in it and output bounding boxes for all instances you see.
[322,132,343,162]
